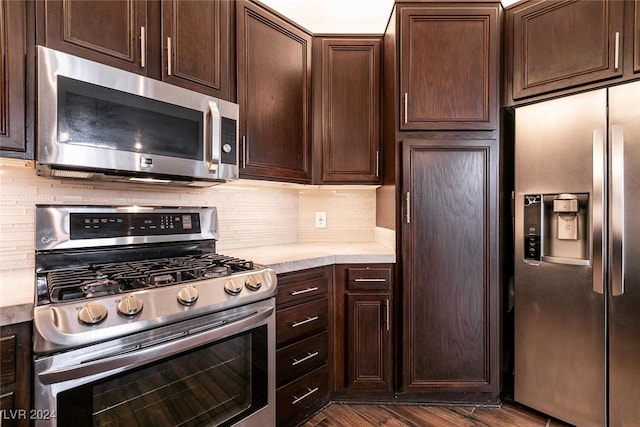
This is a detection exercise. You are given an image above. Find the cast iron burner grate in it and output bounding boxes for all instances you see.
[45,254,256,303]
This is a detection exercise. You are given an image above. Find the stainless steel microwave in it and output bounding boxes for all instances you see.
[36,46,238,186]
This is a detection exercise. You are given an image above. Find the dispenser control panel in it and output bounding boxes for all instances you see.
[524,194,542,261]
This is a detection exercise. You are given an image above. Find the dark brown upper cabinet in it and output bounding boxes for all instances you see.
[161,0,234,101]
[237,1,312,183]
[0,0,33,159]
[39,0,235,101]
[508,0,624,101]
[313,37,382,184]
[40,1,149,73]
[398,4,499,131]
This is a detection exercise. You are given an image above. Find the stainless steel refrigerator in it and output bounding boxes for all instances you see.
[514,80,640,427]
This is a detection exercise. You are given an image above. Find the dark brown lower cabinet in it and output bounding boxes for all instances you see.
[0,322,32,427]
[401,138,500,401]
[333,264,393,398]
[276,267,331,426]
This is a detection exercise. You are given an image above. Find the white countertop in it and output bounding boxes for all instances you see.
[0,269,35,326]
[0,242,395,325]
[226,242,396,274]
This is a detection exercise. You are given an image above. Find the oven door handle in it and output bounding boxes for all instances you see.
[37,306,273,385]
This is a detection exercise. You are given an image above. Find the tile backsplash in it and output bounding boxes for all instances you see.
[0,159,385,272]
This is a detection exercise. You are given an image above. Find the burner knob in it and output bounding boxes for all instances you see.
[224,278,243,296]
[177,285,199,306]
[245,275,262,291]
[78,302,108,325]
[117,295,144,316]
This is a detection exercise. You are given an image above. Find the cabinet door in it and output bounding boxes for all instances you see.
[399,5,499,131]
[162,0,234,101]
[0,322,32,427]
[347,294,391,391]
[316,37,381,184]
[635,0,640,73]
[0,0,31,157]
[42,0,147,74]
[237,1,312,183]
[401,138,499,395]
[510,0,624,99]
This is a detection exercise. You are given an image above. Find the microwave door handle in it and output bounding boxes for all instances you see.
[208,100,221,172]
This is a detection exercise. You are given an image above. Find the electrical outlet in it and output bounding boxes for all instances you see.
[315,211,327,228]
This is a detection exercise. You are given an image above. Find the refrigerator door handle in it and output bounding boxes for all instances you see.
[592,129,605,295]
[611,125,625,296]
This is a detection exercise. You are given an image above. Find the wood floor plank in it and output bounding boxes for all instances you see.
[301,401,573,427]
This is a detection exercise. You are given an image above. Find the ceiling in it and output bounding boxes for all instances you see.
[258,0,522,34]
[259,0,395,34]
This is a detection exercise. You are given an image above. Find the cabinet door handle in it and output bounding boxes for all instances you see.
[242,136,247,168]
[292,387,319,405]
[614,32,620,70]
[291,351,319,366]
[290,287,318,296]
[291,316,319,328]
[376,150,380,178]
[404,93,408,124]
[405,192,411,223]
[354,278,386,282]
[167,37,172,76]
[140,26,146,68]
[384,298,390,331]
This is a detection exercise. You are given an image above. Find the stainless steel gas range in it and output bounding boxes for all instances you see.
[32,205,276,427]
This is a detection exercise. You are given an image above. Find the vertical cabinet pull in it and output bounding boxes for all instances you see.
[403,93,408,124]
[614,32,620,70]
[140,26,146,68]
[376,150,380,178]
[405,192,411,223]
[242,136,247,168]
[384,298,390,331]
[167,37,172,75]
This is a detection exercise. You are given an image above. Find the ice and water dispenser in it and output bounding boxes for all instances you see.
[523,193,589,265]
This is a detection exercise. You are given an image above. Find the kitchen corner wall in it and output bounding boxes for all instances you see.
[0,158,387,273]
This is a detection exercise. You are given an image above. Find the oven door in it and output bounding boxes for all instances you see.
[33,299,275,427]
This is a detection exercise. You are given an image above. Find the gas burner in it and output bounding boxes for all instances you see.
[204,266,230,278]
[81,278,121,298]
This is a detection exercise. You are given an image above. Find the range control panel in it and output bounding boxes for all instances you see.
[523,194,542,261]
[70,212,202,239]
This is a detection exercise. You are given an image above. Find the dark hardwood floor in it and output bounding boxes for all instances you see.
[302,401,572,427]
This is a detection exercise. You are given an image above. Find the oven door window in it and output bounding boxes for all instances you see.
[56,326,268,427]
[57,76,203,160]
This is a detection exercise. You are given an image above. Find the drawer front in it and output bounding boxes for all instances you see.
[276,331,328,387]
[276,297,328,347]
[277,364,329,426]
[277,267,329,308]
[347,266,391,291]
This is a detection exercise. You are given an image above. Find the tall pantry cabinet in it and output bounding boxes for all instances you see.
[383,1,502,401]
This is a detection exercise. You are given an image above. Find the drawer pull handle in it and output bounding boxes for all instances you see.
[292,387,319,405]
[292,351,319,366]
[290,287,319,296]
[354,278,387,282]
[291,316,319,328]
